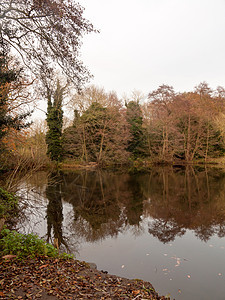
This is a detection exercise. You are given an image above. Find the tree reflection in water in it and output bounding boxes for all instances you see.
[45,172,69,250]
[42,166,225,248]
[144,166,225,243]
[60,171,140,242]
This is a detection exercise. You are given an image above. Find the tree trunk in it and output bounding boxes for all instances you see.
[205,124,210,162]
[98,124,106,163]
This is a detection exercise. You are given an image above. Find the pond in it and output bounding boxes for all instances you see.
[15,166,225,300]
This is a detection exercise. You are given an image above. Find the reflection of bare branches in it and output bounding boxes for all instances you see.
[142,166,225,242]
[13,172,49,235]
[195,225,215,242]
[217,223,225,238]
[205,165,210,201]
[148,219,186,243]
[69,214,126,243]
[129,223,144,237]
[16,185,48,234]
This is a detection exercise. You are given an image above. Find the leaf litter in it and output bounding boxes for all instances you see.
[0,256,170,299]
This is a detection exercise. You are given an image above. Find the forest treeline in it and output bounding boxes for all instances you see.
[61,83,225,165]
[2,73,225,169]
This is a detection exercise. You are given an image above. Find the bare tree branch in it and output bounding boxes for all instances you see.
[0,0,96,90]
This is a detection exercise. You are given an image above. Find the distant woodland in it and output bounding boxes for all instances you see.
[61,83,225,165]
[2,79,225,170]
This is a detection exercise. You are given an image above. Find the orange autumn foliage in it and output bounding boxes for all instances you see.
[2,128,27,152]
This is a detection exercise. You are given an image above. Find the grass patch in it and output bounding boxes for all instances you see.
[0,229,73,260]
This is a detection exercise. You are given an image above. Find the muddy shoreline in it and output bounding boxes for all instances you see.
[0,256,169,299]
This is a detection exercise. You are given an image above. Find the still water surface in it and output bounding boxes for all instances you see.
[16,166,225,299]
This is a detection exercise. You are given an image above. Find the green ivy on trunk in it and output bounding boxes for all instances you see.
[46,80,65,162]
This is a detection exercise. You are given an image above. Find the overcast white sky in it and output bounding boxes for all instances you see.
[78,0,225,98]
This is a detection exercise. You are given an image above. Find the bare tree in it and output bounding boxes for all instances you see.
[147,85,176,160]
[68,85,108,114]
[0,0,95,89]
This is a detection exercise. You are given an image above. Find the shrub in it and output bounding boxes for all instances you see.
[0,188,18,219]
[0,229,73,259]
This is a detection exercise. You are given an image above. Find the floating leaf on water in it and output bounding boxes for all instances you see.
[175,258,181,267]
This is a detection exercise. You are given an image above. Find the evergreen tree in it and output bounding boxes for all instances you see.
[80,102,109,162]
[46,80,65,161]
[63,101,130,164]
[0,53,16,141]
[0,50,31,152]
[126,101,146,157]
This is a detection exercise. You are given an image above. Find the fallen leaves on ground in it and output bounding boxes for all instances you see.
[0,256,168,299]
